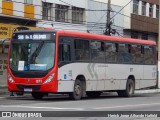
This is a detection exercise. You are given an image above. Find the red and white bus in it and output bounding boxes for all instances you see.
[7,30,157,100]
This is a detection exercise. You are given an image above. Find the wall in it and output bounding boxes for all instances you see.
[0,0,41,19]
[43,0,86,8]
[14,0,24,17]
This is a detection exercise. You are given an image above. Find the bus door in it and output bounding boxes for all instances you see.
[58,37,73,92]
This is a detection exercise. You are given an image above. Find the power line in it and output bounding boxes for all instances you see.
[12,0,110,12]
[0,0,158,34]
[110,0,133,20]
[87,13,107,32]
[3,0,158,26]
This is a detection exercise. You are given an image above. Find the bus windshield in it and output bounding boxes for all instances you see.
[10,41,55,71]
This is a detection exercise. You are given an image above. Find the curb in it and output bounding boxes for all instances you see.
[135,89,160,94]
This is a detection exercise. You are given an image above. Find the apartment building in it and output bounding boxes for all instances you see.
[123,0,159,42]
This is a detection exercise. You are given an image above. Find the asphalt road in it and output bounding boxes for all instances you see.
[0,92,160,120]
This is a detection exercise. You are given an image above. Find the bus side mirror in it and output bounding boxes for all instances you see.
[2,38,10,54]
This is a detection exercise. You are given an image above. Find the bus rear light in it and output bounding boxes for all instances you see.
[8,74,14,83]
[43,74,54,84]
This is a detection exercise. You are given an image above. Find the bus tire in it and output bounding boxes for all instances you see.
[86,91,102,98]
[32,92,44,100]
[69,79,82,100]
[123,79,135,97]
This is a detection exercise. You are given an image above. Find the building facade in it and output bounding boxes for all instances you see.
[0,0,42,85]
[36,0,87,32]
[123,0,159,42]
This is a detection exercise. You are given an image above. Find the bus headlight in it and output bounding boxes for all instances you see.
[8,74,14,83]
[44,74,54,84]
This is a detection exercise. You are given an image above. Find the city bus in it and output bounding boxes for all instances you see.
[7,30,157,100]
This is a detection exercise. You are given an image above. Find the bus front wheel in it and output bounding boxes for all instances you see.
[69,80,82,100]
[32,92,44,100]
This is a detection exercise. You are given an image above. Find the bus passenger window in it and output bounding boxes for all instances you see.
[59,44,71,62]
[118,44,132,63]
[144,46,155,65]
[105,42,117,63]
[74,39,90,61]
[131,45,143,64]
[91,41,105,62]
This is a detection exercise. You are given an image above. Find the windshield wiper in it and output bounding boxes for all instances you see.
[30,41,44,64]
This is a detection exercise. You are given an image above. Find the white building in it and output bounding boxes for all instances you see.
[37,0,87,32]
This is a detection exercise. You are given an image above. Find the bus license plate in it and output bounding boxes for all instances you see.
[24,88,32,92]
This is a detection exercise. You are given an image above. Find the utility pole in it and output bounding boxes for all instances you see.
[104,0,111,35]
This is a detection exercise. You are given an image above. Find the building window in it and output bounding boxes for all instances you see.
[55,4,69,22]
[142,1,146,16]
[149,3,153,17]
[24,0,33,4]
[42,2,52,21]
[3,0,12,1]
[72,7,84,24]
[133,0,139,14]
[141,33,148,40]
[156,5,159,19]
[131,31,138,39]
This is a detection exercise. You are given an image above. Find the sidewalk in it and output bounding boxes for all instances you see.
[135,89,160,94]
[0,85,8,95]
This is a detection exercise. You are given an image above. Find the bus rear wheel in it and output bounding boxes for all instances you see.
[117,79,135,97]
[69,80,82,100]
[32,92,44,100]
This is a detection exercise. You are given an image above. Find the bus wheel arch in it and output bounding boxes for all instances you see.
[125,75,135,97]
[117,75,135,97]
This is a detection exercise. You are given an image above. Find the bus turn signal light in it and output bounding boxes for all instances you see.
[8,74,14,83]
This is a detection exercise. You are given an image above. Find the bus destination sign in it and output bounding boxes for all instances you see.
[18,34,47,40]
[13,33,53,40]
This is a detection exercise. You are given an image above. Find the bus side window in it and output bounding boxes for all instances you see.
[118,43,131,63]
[144,46,155,65]
[74,39,90,61]
[59,44,71,62]
[90,41,105,62]
[131,45,143,64]
[105,42,117,63]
